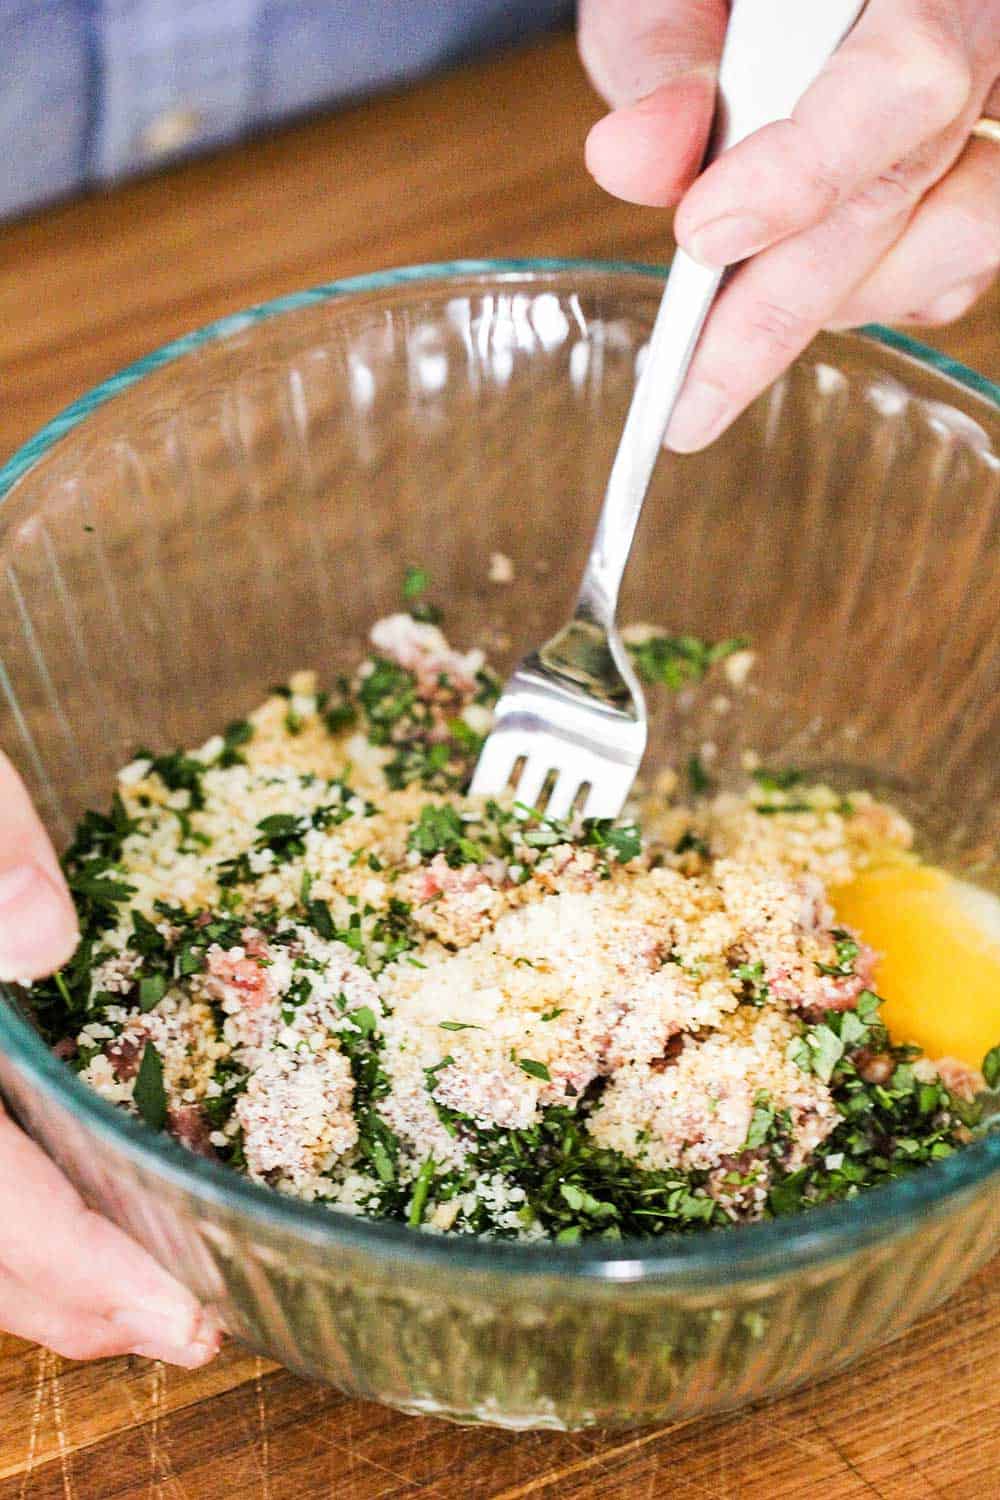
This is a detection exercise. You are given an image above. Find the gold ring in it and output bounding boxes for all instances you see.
[971,117,1000,146]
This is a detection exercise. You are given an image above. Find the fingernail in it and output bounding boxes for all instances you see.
[915,281,979,325]
[666,381,730,453]
[0,863,77,983]
[111,1301,218,1357]
[130,1333,220,1369]
[686,214,771,268]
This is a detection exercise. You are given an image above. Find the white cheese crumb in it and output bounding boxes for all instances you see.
[118,757,153,785]
[724,650,756,689]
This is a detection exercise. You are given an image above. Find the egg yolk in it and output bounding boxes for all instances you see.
[832,865,1000,1070]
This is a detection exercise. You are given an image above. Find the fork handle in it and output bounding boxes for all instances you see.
[576,0,868,629]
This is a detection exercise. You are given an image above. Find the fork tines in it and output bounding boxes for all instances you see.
[469,671,646,821]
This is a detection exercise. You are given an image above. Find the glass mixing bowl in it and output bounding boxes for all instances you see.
[1,261,998,1430]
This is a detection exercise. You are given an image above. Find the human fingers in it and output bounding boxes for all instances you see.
[0,1273,217,1366]
[0,750,78,983]
[664,177,917,451]
[675,0,987,267]
[0,1105,220,1366]
[580,0,727,206]
[826,133,1000,327]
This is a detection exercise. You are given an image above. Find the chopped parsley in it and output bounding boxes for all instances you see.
[402,565,443,624]
[218,719,254,768]
[358,658,417,744]
[138,974,168,1011]
[734,960,769,1007]
[675,829,710,859]
[402,565,430,600]
[752,767,803,792]
[579,819,642,865]
[627,632,748,690]
[452,1106,723,1239]
[687,754,712,796]
[32,619,997,1245]
[817,930,860,978]
[133,1043,167,1131]
[771,993,992,1215]
[744,1093,775,1150]
[216,788,366,887]
[407,1156,436,1226]
[139,749,208,810]
[408,804,486,866]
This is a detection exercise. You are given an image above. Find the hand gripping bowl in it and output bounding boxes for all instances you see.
[1,262,998,1430]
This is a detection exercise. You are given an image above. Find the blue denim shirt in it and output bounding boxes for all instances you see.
[1,0,573,219]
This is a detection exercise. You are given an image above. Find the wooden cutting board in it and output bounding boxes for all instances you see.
[1,30,998,1498]
[1,1255,998,1499]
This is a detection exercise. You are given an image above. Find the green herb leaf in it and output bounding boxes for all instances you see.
[304,898,335,940]
[559,1182,617,1220]
[133,1043,167,1131]
[218,719,254,767]
[752,767,803,791]
[674,829,710,858]
[424,1054,456,1094]
[807,1024,845,1084]
[734,960,769,1007]
[581,819,642,864]
[744,1093,774,1149]
[369,1132,397,1185]
[687,754,712,796]
[350,1006,378,1037]
[408,803,486,867]
[359,658,418,746]
[223,719,253,748]
[817,929,860,978]
[407,1156,436,1227]
[518,1058,551,1082]
[325,701,358,734]
[856,989,881,1022]
[838,1009,868,1048]
[144,750,207,810]
[67,864,136,909]
[627,632,749,690]
[138,974,167,1012]
[403,565,430,599]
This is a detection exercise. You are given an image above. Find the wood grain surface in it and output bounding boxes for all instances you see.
[1,31,998,1499]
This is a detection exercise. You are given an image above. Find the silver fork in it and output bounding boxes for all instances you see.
[470,0,867,822]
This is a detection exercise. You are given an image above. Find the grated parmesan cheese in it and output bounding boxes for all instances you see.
[41,608,965,1241]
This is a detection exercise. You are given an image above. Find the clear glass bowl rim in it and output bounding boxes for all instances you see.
[1,257,997,1286]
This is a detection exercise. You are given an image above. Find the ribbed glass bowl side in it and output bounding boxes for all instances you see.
[1,263,998,1427]
[0,1043,996,1427]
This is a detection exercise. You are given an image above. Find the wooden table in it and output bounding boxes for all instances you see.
[1,32,997,1500]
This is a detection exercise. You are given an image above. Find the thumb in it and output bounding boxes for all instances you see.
[579,0,728,207]
[0,751,79,983]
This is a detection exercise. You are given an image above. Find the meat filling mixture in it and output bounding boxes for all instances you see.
[31,579,999,1241]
